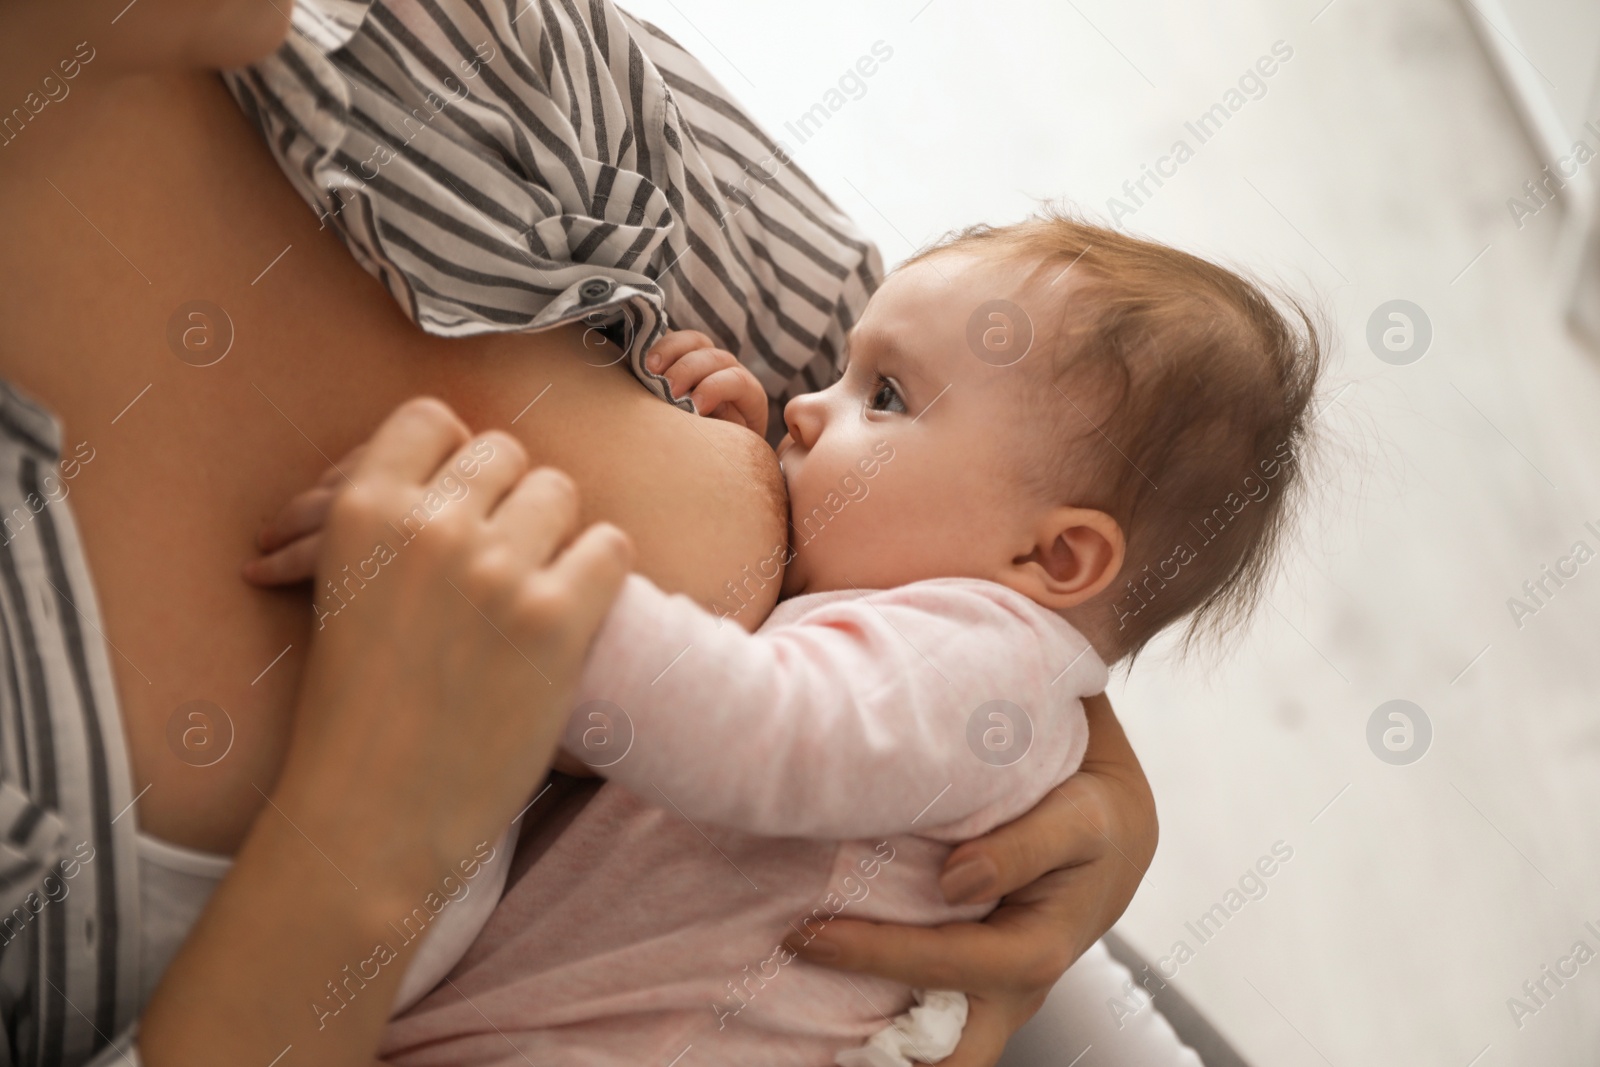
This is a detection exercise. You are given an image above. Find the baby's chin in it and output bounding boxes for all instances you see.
[779,510,869,598]
[779,553,808,599]
[779,545,862,598]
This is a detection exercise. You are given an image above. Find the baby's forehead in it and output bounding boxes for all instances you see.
[883,246,1027,299]
[868,250,1076,358]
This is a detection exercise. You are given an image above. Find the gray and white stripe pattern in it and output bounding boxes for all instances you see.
[0,382,141,1067]
[222,0,884,441]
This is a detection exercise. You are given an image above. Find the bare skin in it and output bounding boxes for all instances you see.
[0,68,780,853]
[0,5,1158,1064]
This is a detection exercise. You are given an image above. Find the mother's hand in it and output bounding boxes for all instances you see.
[142,397,633,1066]
[785,693,1156,1066]
[274,396,633,871]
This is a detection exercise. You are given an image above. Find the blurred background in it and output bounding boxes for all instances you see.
[619,0,1600,1063]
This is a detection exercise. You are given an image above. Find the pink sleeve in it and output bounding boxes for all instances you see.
[562,576,1105,842]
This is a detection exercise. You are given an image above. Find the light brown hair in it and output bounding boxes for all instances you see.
[906,204,1326,660]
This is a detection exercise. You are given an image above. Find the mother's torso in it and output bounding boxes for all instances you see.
[0,71,782,854]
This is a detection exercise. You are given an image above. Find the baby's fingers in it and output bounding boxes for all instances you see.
[692,367,768,436]
[644,330,716,374]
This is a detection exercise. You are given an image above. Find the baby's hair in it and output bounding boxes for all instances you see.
[905,203,1326,661]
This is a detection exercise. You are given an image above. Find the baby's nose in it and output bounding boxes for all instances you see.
[782,392,823,448]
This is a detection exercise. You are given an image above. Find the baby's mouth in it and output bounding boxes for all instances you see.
[774,437,802,556]
[776,438,800,490]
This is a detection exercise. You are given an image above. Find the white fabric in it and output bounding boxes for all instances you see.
[388,825,516,1014]
[835,989,967,1067]
[132,825,515,1017]
[133,833,231,1008]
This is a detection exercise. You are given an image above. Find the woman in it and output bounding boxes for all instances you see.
[0,1,1166,1063]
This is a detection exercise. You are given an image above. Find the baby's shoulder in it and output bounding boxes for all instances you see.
[771,579,1107,691]
[777,576,1058,624]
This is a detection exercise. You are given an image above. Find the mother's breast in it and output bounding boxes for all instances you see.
[414,328,790,632]
[0,70,788,853]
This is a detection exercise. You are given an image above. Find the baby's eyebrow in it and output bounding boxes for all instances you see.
[873,331,935,392]
[852,327,905,370]
[847,326,933,398]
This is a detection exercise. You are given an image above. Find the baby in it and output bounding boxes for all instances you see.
[248,207,1324,1065]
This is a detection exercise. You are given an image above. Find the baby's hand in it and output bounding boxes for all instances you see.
[644,330,768,437]
[240,444,366,587]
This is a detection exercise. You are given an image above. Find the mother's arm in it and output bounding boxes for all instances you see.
[787,693,1157,1066]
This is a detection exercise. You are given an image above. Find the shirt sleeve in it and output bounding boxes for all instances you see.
[222,0,880,435]
[564,576,1106,842]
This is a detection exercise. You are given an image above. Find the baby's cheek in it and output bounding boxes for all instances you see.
[781,480,883,593]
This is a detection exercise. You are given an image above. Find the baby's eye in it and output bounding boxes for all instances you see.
[867,375,907,415]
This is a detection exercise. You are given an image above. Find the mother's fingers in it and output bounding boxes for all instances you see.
[782,908,1065,995]
[939,693,1155,908]
[257,484,338,552]
[353,397,472,485]
[488,466,582,567]
[433,431,528,519]
[927,993,1030,1067]
[939,780,1114,906]
[533,521,633,638]
[242,531,323,587]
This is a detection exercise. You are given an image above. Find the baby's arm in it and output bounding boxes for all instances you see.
[566,574,1099,841]
[244,467,1097,841]
[646,330,770,437]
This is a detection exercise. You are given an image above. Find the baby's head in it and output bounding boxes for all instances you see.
[776,205,1325,661]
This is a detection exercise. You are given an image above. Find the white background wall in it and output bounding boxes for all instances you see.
[618,1,1600,1063]
[1474,0,1600,143]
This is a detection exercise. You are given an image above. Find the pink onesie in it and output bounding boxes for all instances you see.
[380,576,1106,1066]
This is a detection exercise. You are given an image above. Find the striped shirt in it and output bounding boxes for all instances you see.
[0,381,142,1067]
[0,1,884,1063]
[221,0,884,443]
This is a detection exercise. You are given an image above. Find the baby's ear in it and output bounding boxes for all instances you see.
[1005,507,1125,611]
